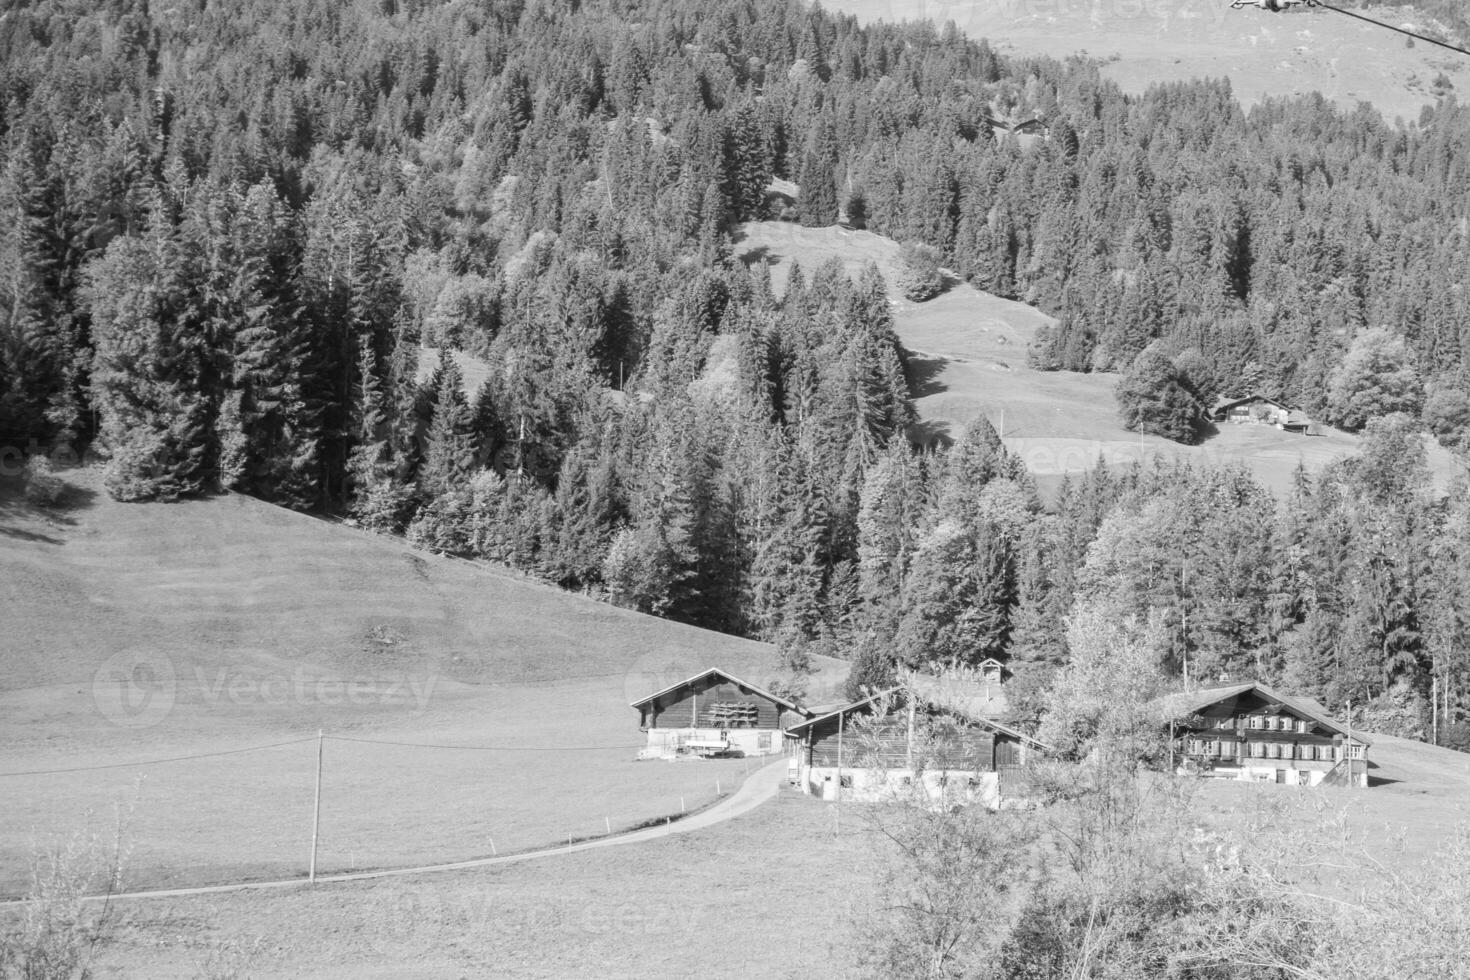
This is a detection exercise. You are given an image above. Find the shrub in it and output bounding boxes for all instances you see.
[0,816,128,980]
[21,456,67,507]
[895,241,945,302]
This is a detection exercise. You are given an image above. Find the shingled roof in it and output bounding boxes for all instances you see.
[784,686,1052,752]
[1154,682,1371,745]
[628,667,802,713]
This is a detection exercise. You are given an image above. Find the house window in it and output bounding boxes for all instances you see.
[839,775,853,788]
[1347,744,1364,760]
[1249,716,1263,729]
[1298,720,1309,734]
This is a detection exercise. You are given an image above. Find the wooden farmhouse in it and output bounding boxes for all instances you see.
[1159,682,1371,788]
[1211,395,1318,434]
[630,668,808,760]
[784,688,1050,806]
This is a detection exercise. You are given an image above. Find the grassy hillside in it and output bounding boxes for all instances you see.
[75,736,1470,977]
[736,221,1462,498]
[0,468,845,896]
[827,0,1468,124]
[85,790,872,979]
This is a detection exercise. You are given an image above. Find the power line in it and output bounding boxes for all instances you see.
[325,735,643,752]
[0,737,317,778]
[1315,1,1470,58]
[1234,1,1470,58]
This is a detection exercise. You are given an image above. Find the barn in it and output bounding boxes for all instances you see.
[784,688,1049,806]
[1157,682,1371,787]
[630,668,807,760]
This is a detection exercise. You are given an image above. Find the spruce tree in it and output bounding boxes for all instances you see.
[419,350,477,498]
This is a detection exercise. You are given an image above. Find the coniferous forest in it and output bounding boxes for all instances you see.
[3,0,1470,741]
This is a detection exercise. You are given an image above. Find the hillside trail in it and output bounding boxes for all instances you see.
[69,759,789,904]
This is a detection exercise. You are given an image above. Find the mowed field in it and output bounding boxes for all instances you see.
[67,735,1470,978]
[0,468,847,898]
[827,0,1468,125]
[736,221,1462,498]
[86,790,873,979]
[1196,733,1470,882]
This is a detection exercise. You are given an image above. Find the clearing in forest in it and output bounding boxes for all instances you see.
[735,220,1459,497]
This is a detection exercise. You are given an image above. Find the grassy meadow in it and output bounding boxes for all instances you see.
[52,734,1470,978]
[83,788,873,979]
[826,0,1467,125]
[0,468,847,897]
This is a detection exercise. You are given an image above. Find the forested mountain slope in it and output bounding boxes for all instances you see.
[3,0,1469,736]
[736,219,1466,500]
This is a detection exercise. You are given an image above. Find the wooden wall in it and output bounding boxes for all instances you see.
[644,677,785,730]
[1178,691,1362,760]
[806,714,1008,771]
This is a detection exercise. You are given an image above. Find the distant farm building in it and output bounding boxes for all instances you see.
[785,688,1049,806]
[1157,682,1370,788]
[1212,395,1319,435]
[631,668,807,760]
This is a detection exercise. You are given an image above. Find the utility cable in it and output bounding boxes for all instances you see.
[0,737,318,778]
[325,735,644,752]
[1316,0,1470,57]
[1233,0,1470,58]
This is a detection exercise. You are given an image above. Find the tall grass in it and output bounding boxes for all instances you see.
[0,806,130,980]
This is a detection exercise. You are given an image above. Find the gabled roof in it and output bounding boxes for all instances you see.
[1156,682,1371,746]
[628,667,803,713]
[1213,394,1291,414]
[784,687,1052,752]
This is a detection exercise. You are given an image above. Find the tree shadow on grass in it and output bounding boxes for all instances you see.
[736,244,779,269]
[1193,420,1223,444]
[0,473,100,543]
[906,418,955,451]
[904,352,949,399]
[0,524,64,545]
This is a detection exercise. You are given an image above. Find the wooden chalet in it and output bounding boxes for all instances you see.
[1212,395,1319,434]
[784,688,1049,806]
[1212,394,1289,424]
[1157,682,1370,788]
[630,668,807,760]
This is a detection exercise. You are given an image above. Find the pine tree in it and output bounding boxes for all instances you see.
[797,150,837,227]
[419,350,477,498]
